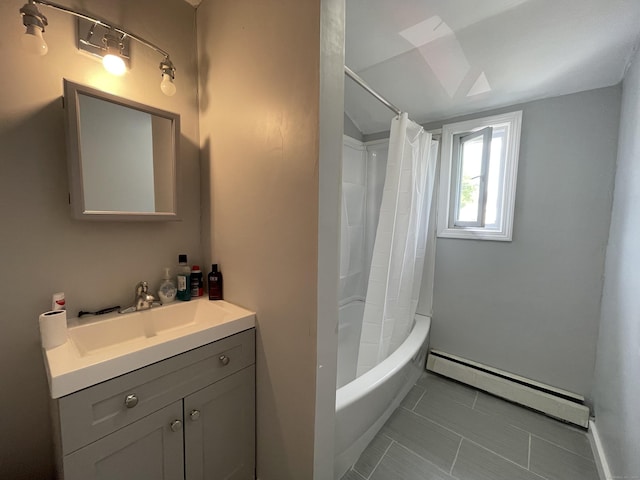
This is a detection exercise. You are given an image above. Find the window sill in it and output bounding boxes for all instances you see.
[437,226,512,241]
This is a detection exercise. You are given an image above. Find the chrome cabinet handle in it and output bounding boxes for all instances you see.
[170,420,182,432]
[219,355,230,366]
[124,394,139,408]
[190,409,201,421]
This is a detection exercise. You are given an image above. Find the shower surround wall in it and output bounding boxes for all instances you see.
[338,137,388,388]
[0,1,201,478]
[340,137,388,306]
[341,139,368,305]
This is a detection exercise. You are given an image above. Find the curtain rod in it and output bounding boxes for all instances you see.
[344,66,402,116]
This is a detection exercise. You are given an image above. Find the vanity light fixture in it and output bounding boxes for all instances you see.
[19,0,178,96]
[159,58,177,97]
[100,30,127,76]
[19,1,48,55]
[77,20,131,76]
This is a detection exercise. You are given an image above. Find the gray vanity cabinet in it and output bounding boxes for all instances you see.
[52,329,256,480]
[184,366,255,479]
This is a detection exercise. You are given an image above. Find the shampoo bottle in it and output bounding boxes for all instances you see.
[176,254,191,301]
[157,267,177,304]
[208,264,223,300]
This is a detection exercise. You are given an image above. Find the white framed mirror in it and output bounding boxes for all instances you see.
[63,79,180,221]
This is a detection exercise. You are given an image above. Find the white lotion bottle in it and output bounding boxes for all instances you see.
[158,267,177,304]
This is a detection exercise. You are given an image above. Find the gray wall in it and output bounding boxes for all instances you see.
[591,49,640,476]
[0,1,200,478]
[418,87,620,398]
[197,0,326,478]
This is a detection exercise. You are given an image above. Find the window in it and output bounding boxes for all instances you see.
[437,111,522,241]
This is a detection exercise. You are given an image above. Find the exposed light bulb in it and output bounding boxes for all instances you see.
[160,73,176,96]
[103,54,126,76]
[22,24,48,56]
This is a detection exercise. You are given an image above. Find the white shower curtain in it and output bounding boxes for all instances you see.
[356,113,439,376]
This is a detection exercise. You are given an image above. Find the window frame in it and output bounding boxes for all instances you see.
[437,110,522,241]
[450,127,492,228]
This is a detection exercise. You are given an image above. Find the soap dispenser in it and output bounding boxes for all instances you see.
[158,267,177,304]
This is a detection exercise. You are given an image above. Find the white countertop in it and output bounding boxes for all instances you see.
[43,299,255,398]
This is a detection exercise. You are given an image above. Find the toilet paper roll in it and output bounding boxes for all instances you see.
[39,310,68,350]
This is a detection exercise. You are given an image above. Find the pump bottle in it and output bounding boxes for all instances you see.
[158,267,177,304]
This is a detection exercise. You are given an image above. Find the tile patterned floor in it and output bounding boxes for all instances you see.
[341,372,599,480]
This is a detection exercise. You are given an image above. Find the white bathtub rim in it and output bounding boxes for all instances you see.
[335,313,431,412]
[334,387,403,478]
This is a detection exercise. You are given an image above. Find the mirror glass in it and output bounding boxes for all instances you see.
[64,80,180,221]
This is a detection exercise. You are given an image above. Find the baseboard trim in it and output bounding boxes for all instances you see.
[588,420,613,480]
[427,350,590,428]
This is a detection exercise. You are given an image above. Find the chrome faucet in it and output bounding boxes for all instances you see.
[119,281,159,314]
[135,281,157,310]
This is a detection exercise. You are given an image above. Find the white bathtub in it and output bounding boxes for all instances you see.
[334,301,431,479]
[336,300,365,389]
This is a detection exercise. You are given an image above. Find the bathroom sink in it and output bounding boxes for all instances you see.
[67,300,244,356]
[150,299,241,334]
[44,299,255,398]
[68,311,151,356]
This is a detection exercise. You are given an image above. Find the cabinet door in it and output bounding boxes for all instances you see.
[63,401,184,480]
[184,366,255,480]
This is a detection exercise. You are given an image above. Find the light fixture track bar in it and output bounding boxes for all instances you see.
[344,65,402,116]
[32,0,171,59]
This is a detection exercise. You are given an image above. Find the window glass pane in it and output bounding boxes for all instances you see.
[485,126,507,226]
[438,110,521,241]
[456,136,484,223]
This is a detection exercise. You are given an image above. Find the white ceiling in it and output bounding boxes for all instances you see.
[345,0,640,134]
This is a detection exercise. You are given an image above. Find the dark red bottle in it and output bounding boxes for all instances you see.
[208,264,223,300]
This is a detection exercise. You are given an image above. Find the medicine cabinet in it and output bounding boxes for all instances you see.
[63,79,180,221]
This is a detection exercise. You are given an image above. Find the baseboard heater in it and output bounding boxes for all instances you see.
[426,350,590,428]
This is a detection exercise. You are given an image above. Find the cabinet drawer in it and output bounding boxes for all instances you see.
[57,328,254,454]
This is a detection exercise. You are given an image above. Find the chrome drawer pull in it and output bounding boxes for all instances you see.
[124,394,139,408]
[219,355,230,366]
[170,420,182,432]
[190,409,201,421]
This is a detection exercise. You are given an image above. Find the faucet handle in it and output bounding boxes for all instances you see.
[135,281,149,296]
